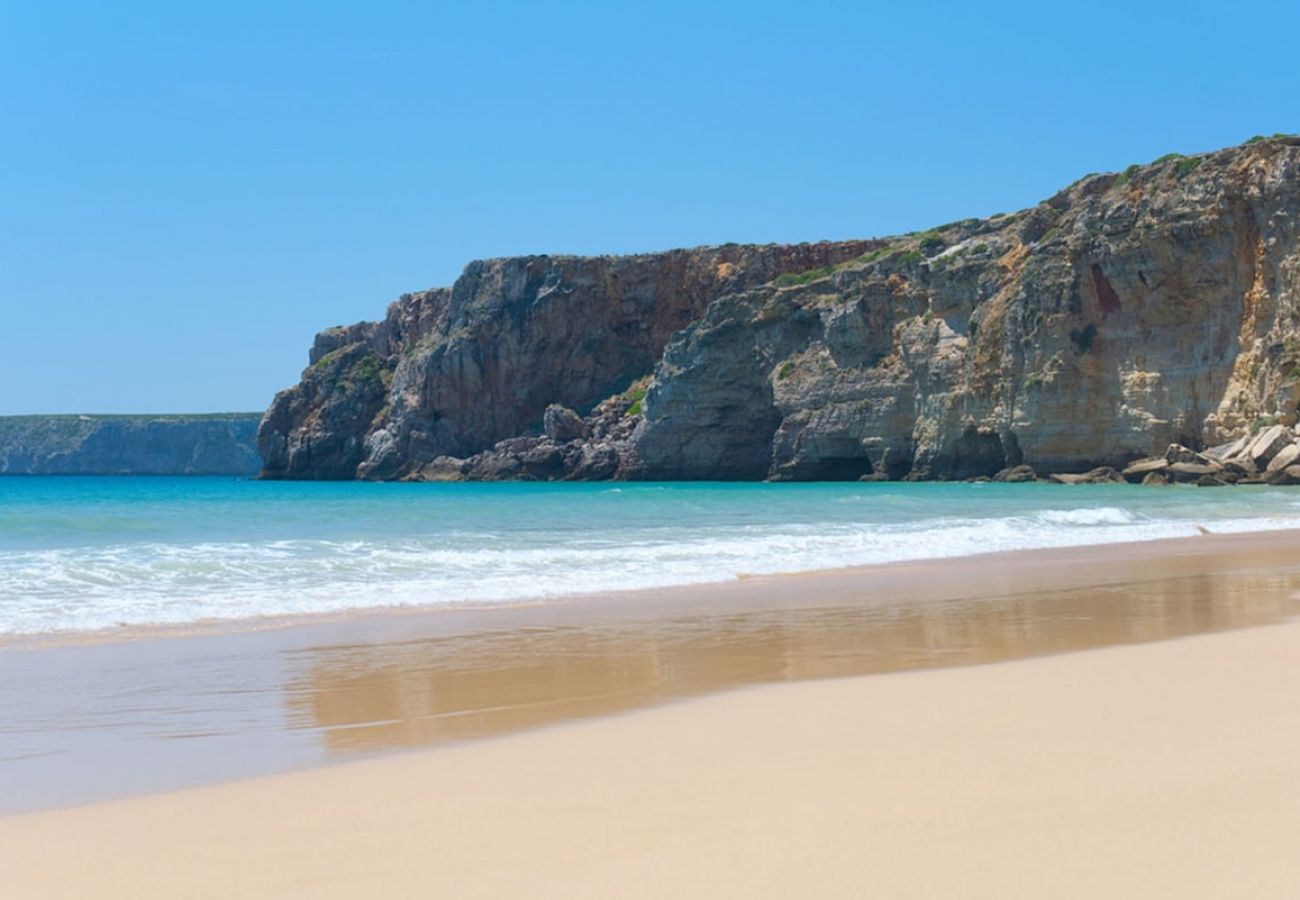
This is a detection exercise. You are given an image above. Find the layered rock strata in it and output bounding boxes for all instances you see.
[258,242,876,479]
[260,136,1300,482]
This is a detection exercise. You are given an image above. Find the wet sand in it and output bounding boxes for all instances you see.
[3,530,1300,817]
[4,549,1300,896]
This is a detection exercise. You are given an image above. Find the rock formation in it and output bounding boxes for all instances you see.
[0,414,262,475]
[258,242,877,479]
[259,136,1300,482]
[1119,427,1300,486]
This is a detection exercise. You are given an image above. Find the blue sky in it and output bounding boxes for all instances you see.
[2,1,1296,414]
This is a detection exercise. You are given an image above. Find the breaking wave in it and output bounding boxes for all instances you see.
[4,479,1300,635]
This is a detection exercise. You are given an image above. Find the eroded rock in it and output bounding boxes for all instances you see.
[1123,458,1169,482]
[1265,443,1300,473]
[1050,467,1126,485]
[1168,461,1224,483]
[260,137,1300,484]
[1267,464,1300,485]
[543,405,586,443]
[1247,425,1293,466]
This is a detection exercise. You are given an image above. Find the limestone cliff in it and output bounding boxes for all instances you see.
[258,242,877,478]
[260,136,1300,481]
[0,414,262,475]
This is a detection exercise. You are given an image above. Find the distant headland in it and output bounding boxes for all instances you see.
[0,414,262,475]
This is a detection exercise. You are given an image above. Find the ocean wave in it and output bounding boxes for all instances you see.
[1036,507,1138,526]
[3,504,1300,636]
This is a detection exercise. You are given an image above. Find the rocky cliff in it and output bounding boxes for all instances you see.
[260,136,1300,481]
[258,242,877,478]
[0,414,262,475]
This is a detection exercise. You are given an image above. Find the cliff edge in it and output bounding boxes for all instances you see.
[260,136,1300,481]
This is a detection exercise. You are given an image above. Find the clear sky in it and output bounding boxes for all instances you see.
[2,1,1297,414]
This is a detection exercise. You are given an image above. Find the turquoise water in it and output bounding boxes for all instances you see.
[3,476,1300,635]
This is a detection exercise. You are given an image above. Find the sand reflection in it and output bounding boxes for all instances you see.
[282,566,1300,755]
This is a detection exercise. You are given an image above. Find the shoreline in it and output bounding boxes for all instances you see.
[7,524,1300,651]
[5,618,1300,897]
[3,527,1300,817]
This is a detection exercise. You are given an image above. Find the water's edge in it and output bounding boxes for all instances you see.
[5,478,1300,636]
[3,529,1299,815]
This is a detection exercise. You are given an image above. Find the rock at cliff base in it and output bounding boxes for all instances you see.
[1223,456,1258,477]
[543,405,587,443]
[413,456,468,481]
[519,442,565,480]
[1167,461,1223,483]
[1204,436,1248,461]
[1247,425,1293,465]
[1141,471,1169,486]
[1049,467,1125,485]
[1122,458,1169,482]
[993,464,1037,483]
[1265,464,1300,486]
[1164,443,1212,466]
[1264,442,1300,473]
[569,443,620,480]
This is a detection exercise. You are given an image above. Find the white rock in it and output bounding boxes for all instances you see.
[1248,424,1292,465]
[1266,442,1300,473]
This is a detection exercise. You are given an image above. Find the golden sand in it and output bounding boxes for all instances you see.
[5,619,1300,898]
[4,531,1300,896]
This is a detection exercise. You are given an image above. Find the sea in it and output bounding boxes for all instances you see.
[4,476,1300,637]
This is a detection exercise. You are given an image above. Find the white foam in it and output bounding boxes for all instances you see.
[1037,507,1137,526]
[4,504,1300,635]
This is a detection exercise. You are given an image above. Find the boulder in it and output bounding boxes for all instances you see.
[993,464,1038,483]
[567,443,621,480]
[1049,466,1126,485]
[1122,458,1169,482]
[1223,456,1258,477]
[1141,471,1169,486]
[1247,424,1293,465]
[1265,464,1300,486]
[519,442,565,480]
[1265,442,1300,473]
[542,405,587,443]
[412,455,468,481]
[1194,474,1229,487]
[1203,436,1249,461]
[1164,443,1212,465]
[1167,461,1223,483]
[465,450,525,480]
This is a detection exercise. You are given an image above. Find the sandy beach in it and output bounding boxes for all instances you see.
[2,530,1300,897]
[4,615,1299,898]
[10,4,1299,895]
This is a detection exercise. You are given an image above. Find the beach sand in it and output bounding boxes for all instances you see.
[4,533,1300,897]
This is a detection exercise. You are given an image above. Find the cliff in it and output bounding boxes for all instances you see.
[260,135,1300,482]
[258,242,876,478]
[0,414,263,475]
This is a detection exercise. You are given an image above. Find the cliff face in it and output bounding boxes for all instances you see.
[260,136,1300,481]
[0,414,263,475]
[258,242,877,479]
